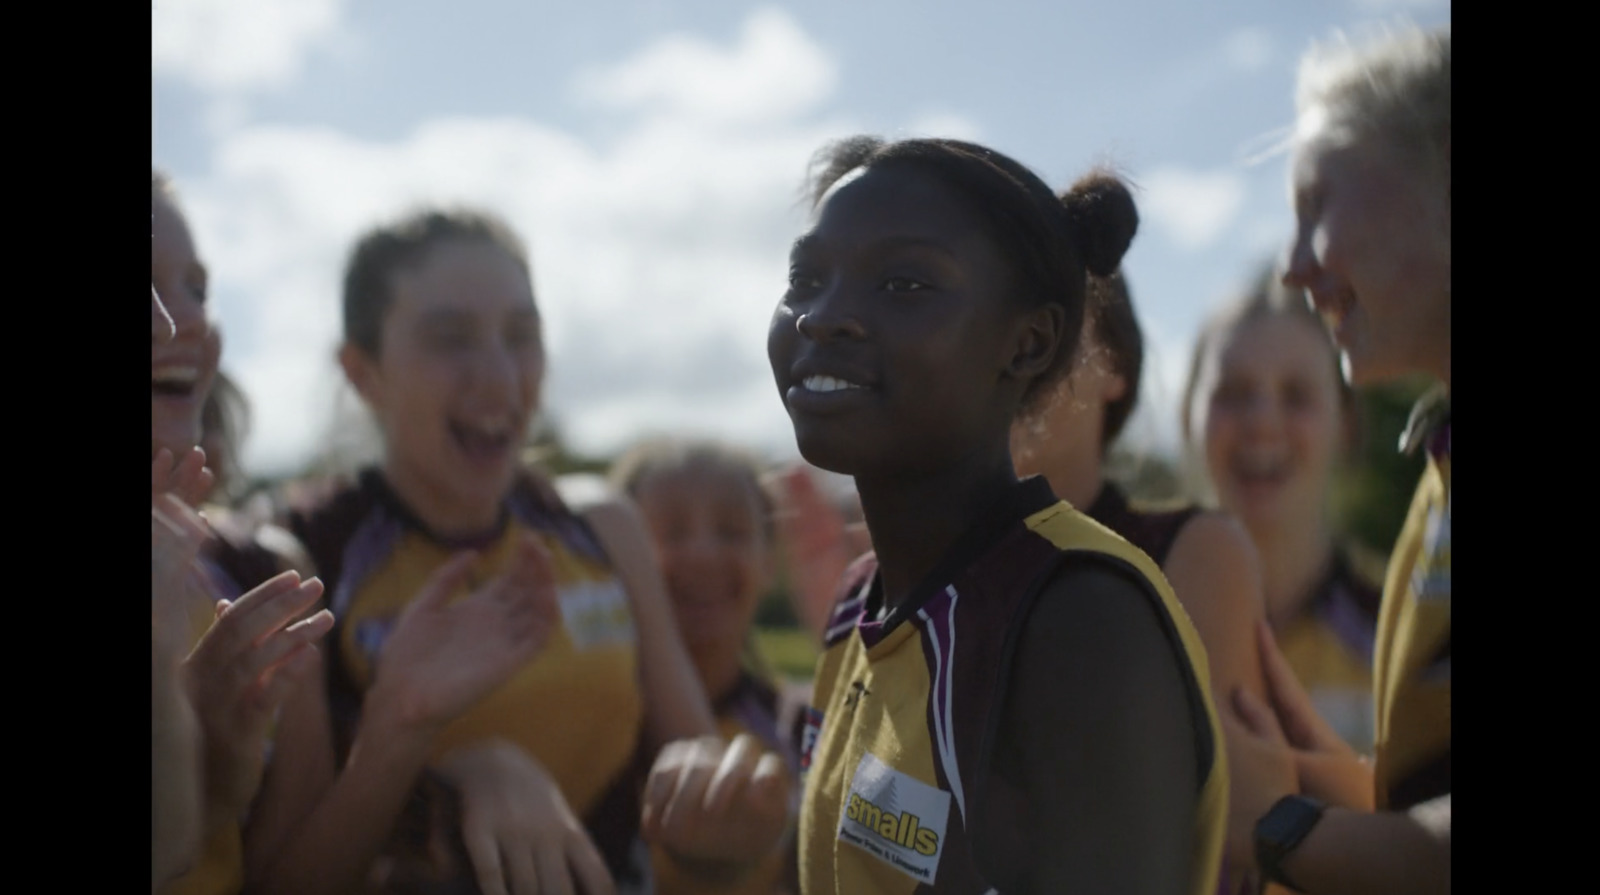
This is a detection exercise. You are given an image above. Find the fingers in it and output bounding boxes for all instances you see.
[642,739,700,838]
[461,811,509,895]
[535,843,574,895]
[212,573,325,655]
[409,551,478,616]
[565,833,616,895]
[660,738,720,834]
[704,733,762,814]
[171,447,212,506]
[241,610,336,698]
[1231,686,1287,746]
[505,842,541,895]
[1255,619,1334,751]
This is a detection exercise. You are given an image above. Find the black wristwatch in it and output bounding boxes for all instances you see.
[1254,795,1326,892]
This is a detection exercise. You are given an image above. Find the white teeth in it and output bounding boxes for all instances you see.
[803,375,862,393]
[151,366,199,385]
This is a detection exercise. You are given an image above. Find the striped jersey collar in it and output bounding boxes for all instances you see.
[856,475,1058,646]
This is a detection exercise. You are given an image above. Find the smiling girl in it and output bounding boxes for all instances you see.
[254,207,787,895]
[773,138,1225,895]
[1182,269,1381,755]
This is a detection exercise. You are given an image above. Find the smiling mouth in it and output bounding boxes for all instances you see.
[802,375,866,393]
[1230,452,1290,489]
[449,416,518,460]
[152,366,200,398]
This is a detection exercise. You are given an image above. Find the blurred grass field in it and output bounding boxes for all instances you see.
[755,625,818,681]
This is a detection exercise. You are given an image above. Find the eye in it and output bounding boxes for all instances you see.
[788,267,823,292]
[424,327,475,352]
[882,276,927,293]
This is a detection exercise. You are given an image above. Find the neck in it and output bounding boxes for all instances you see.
[690,645,745,708]
[381,457,503,540]
[1247,512,1337,629]
[1024,443,1103,511]
[855,441,1018,613]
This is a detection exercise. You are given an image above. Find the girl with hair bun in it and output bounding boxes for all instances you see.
[773,136,1226,894]
[1225,25,1450,895]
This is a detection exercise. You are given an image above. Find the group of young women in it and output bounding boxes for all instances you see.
[153,22,1449,895]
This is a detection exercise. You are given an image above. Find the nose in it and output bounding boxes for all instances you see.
[1281,227,1319,291]
[152,286,175,344]
[795,291,866,343]
[1239,391,1279,436]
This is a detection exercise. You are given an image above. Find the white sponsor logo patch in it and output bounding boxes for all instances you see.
[838,752,950,883]
[558,579,636,650]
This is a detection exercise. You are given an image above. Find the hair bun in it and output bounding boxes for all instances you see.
[1060,172,1138,277]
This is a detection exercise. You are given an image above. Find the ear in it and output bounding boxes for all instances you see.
[338,342,382,408]
[1102,370,1129,404]
[1004,303,1065,382]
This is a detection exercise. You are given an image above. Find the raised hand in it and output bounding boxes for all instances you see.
[435,740,616,895]
[368,534,560,731]
[1255,620,1374,811]
[641,734,791,876]
[153,493,211,656]
[770,465,872,641]
[153,446,215,507]
[184,571,335,824]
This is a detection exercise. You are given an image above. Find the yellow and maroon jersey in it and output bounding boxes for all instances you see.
[798,477,1226,895]
[289,468,647,882]
[1373,400,1451,810]
[1276,549,1383,756]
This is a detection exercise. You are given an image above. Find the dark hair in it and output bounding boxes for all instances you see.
[805,137,1139,413]
[1181,264,1358,448]
[1088,270,1144,447]
[610,437,776,544]
[341,207,533,355]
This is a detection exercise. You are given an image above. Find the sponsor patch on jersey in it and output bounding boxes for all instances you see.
[838,751,951,884]
[559,578,636,650]
[1411,497,1450,603]
[354,615,398,665]
[799,707,824,780]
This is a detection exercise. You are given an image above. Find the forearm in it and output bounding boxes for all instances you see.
[1280,800,1450,895]
[153,656,204,891]
[251,697,439,895]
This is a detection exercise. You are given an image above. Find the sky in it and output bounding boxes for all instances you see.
[152,0,1450,480]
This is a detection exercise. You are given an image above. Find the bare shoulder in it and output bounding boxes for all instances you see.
[1163,510,1262,615]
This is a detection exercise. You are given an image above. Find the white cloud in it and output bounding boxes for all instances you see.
[1137,167,1247,252]
[152,0,347,94]
[178,9,981,476]
[572,7,836,126]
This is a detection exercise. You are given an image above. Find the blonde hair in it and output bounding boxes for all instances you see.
[1295,25,1450,191]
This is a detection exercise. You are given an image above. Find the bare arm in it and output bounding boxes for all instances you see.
[1006,562,1200,894]
[582,496,718,746]
[250,539,560,895]
[1279,797,1450,895]
[1162,512,1268,708]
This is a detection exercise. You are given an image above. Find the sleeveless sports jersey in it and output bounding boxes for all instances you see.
[1085,481,1200,567]
[1373,394,1451,811]
[289,468,647,883]
[653,670,801,895]
[1275,549,1384,756]
[798,477,1226,895]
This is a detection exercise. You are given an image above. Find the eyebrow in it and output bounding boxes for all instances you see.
[789,234,957,258]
